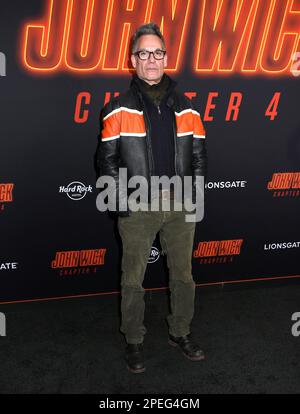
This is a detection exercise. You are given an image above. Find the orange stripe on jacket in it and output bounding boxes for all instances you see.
[102,107,205,141]
[101,109,146,141]
[193,111,206,138]
[175,109,206,138]
[176,110,194,136]
[101,111,122,141]
[121,111,146,136]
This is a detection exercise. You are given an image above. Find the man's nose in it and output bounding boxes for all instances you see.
[148,53,156,63]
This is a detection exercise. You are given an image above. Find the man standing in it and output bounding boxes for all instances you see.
[97,23,207,373]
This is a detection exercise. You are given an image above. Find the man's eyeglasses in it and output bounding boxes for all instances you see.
[134,49,166,60]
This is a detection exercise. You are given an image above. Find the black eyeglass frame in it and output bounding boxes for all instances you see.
[133,49,167,60]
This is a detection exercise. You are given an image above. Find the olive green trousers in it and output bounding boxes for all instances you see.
[118,203,196,344]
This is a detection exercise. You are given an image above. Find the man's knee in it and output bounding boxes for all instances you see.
[121,279,145,292]
[169,274,195,285]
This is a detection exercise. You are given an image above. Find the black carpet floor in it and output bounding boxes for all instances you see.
[0,280,300,394]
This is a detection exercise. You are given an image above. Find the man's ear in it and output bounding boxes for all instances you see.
[163,54,168,68]
[131,54,137,69]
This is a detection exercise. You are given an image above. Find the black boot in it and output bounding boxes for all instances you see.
[169,334,205,361]
[125,343,145,373]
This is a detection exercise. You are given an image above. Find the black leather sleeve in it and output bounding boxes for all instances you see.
[96,99,131,217]
[193,138,207,180]
[191,99,207,183]
[97,99,120,177]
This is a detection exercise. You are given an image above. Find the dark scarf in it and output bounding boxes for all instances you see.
[133,73,172,106]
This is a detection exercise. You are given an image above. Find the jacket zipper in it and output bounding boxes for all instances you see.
[138,92,177,192]
[139,94,155,183]
[171,112,178,176]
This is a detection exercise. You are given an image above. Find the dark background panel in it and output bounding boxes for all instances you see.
[0,0,299,303]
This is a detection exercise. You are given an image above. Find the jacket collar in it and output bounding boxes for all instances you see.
[130,73,177,107]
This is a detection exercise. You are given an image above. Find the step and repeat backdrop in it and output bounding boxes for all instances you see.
[0,0,300,303]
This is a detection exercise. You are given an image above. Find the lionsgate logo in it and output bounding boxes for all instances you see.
[0,52,6,77]
[0,262,18,271]
[96,169,204,223]
[205,180,247,190]
[264,241,300,251]
[59,181,92,200]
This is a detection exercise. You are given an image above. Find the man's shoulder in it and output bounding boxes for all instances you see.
[101,88,138,117]
[172,88,194,111]
[103,89,136,112]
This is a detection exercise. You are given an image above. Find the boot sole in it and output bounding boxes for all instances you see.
[126,364,146,374]
[168,339,205,361]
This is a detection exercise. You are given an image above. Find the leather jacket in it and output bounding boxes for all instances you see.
[96,75,207,216]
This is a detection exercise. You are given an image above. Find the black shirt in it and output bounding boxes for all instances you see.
[133,74,176,180]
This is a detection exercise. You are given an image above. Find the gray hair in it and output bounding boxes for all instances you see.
[131,23,166,54]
